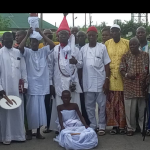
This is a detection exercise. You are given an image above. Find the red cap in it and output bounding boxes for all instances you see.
[57,16,71,34]
[87,26,98,33]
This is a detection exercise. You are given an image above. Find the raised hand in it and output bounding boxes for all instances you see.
[27,27,33,36]
[35,28,41,33]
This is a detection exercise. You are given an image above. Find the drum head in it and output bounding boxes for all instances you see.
[0,95,22,110]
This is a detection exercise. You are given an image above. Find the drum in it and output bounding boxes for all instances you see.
[0,95,22,110]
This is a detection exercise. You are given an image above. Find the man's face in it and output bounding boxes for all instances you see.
[30,38,39,51]
[110,27,120,39]
[43,30,53,40]
[136,28,146,41]
[61,92,71,104]
[87,31,97,44]
[58,30,69,43]
[129,39,139,54]
[76,32,86,44]
[3,37,13,49]
[15,31,25,44]
[71,27,79,38]
[102,30,111,43]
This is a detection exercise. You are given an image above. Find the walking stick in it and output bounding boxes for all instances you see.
[142,93,148,141]
[142,61,149,141]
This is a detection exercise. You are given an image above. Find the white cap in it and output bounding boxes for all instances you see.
[110,24,121,30]
[30,31,42,41]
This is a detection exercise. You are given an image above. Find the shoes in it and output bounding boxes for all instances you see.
[3,141,11,145]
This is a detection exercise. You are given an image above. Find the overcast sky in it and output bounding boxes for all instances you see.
[38,13,150,28]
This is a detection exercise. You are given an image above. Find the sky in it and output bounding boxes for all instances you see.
[38,13,150,28]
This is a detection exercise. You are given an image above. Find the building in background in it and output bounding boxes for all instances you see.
[0,13,57,32]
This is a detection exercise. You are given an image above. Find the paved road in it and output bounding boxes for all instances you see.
[1,106,150,150]
[1,129,150,150]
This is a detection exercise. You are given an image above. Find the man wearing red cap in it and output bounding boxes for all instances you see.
[49,15,82,132]
[72,26,111,135]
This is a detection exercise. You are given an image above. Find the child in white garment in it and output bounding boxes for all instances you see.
[54,90,98,150]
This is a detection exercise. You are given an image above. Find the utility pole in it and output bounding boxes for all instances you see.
[85,13,86,28]
[89,13,91,27]
[72,13,74,27]
[40,13,43,30]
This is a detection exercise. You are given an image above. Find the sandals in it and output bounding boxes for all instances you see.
[43,127,52,133]
[146,129,150,136]
[98,130,105,136]
[3,141,11,145]
[119,129,126,135]
[110,127,118,135]
[127,131,134,136]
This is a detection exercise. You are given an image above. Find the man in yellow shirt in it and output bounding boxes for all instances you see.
[105,24,129,135]
[38,29,59,49]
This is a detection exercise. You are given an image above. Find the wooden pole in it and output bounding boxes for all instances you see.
[40,13,43,30]
[85,13,86,28]
[89,13,91,27]
[72,13,74,27]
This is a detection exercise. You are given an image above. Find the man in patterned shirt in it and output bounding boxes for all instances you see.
[120,37,149,136]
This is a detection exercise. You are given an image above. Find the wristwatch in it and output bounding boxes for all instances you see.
[125,73,128,78]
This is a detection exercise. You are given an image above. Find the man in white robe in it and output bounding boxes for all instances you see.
[49,15,82,132]
[0,32,28,145]
[73,26,111,135]
[18,28,55,140]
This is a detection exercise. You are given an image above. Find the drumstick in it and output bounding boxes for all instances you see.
[6,101,12,107]
[3,95,13,105]
[70,133,81,135]
[12,99,17,105]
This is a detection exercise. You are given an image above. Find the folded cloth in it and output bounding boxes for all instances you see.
[30,31,42,41]
[28,17,39,30]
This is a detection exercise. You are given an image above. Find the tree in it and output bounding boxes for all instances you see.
[0,15,11,30]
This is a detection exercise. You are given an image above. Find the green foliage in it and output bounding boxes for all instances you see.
[78,20,150,42]
[52,20,150,43]
[0,15,11,30]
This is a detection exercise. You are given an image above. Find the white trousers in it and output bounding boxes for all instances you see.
[84,92,106,130]
[50,92,81,131]
[124,97,146,132]
[26,95,47,130]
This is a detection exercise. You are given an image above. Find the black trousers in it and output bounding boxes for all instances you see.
[80,93,90,126]
[44,94,53,128]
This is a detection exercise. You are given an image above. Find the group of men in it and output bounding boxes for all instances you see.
[0,14,150,146]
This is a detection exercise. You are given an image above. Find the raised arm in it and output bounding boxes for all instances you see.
[35,28,55,50]
[57,106,65,131]
[75,104,88,128]
[19,28,33,53]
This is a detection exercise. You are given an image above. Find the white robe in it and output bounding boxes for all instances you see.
[0,46,28,142]
[54,110,98,150]
[23,46,53,129]
[49,44,82,131]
